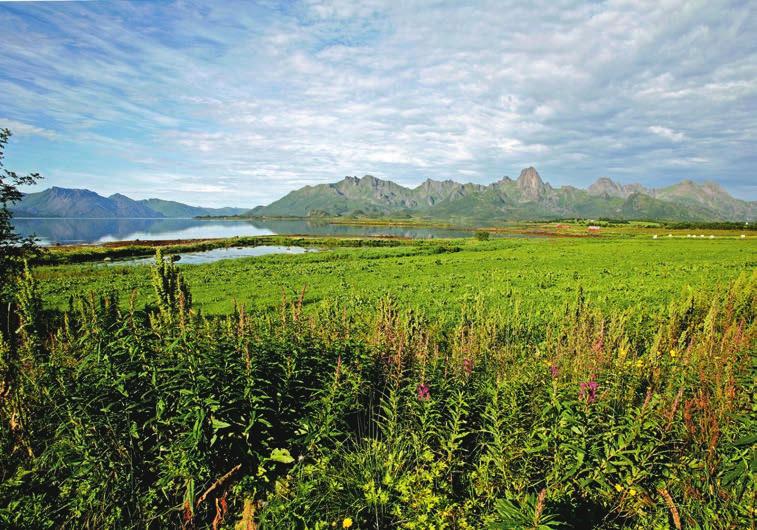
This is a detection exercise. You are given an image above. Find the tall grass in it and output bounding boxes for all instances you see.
[0,254,754,529]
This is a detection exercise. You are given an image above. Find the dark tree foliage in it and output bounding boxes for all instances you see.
[0,128,42,298]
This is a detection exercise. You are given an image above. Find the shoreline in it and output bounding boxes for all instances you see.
[23,218,753,266]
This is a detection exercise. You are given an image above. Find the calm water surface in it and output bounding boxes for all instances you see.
[108,246,319,266]
[13,218,475,245]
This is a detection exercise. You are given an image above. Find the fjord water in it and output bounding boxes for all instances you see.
[13,218,474,245]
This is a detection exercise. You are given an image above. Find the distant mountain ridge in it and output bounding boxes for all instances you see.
[248,168,755,222]
[12,187,247,218]
[13,171,755,222]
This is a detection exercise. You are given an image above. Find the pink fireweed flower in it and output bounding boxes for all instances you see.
[549,364,559,378]
[579,377,598,403]
[463,358,473,376]
[417,383,430,401]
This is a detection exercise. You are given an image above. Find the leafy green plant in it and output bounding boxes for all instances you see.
[0,128,42,303]
[489,490,563,529]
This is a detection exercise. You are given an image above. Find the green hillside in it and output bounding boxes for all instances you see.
[12,187,159,218]
[13,188,247,218]
[140,198,246,217]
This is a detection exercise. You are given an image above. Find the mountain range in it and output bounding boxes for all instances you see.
[247,168,755,222]
[11,187,247,218]
[12,169,755,222]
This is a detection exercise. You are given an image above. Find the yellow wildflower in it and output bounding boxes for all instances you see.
[343,517,353,528]
[670,349,677,358]
[614,484,623,492]
[635,359,643,369]
[629,488,637,497]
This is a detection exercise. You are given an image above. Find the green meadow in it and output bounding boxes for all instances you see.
[36,236,754,317]
[2,233,755,529]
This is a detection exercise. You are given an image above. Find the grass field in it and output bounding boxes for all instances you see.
[36,236,755,317]
[2,232,755,529]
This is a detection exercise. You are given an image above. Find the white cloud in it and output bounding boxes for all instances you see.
[500,138,549,155]
[648,126,687,142]
[668,156,710,166]
[0,119,57,140]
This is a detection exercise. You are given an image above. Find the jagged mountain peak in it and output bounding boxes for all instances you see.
[490,176,514,187]
[663,179,729,197]
[662,179,718,194]
[337,174,398,190]
[517,167,542,184]
[590,176,619,188]
[588,176,624,196]
[516,167,545,199]
[702,181,728,194]
[415,178,459,190]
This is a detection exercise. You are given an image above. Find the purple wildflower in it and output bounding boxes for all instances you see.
[417,383,430,401]
[579,377,599,403]
[549,364,559,378]
[463,358,473,376]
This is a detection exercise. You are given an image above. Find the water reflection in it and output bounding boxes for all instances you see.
[12,217,474,245]
[108,245,319,266]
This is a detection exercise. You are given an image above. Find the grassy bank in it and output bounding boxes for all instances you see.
[33,235,417,266]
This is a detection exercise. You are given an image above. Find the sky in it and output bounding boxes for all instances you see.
[0,0,755,207]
